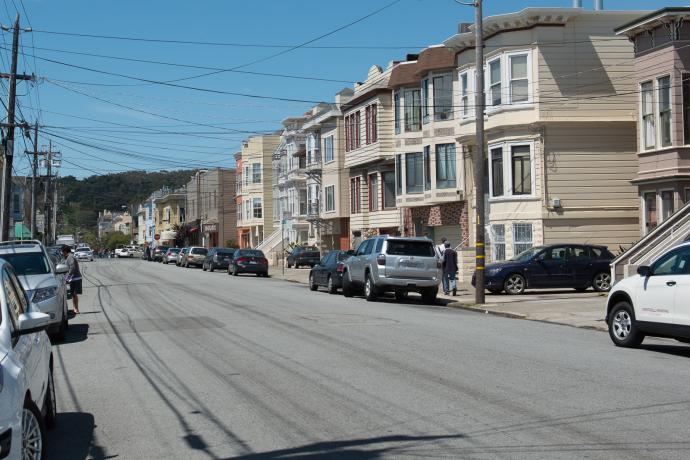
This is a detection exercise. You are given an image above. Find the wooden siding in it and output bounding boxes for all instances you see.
[543,217,640,250]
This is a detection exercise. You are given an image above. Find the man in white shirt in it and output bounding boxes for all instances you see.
[435,237,448,259]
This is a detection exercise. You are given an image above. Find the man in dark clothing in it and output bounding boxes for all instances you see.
[441,242,458,296]
[61,245,82,314]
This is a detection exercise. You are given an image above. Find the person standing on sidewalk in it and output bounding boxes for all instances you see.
[435,237,448,260]
[61,245,82,314]
[441,242,458,296]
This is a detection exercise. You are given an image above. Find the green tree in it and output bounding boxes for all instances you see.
[103,232,130,250]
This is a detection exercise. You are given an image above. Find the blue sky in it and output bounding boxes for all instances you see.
[3,0,686,178]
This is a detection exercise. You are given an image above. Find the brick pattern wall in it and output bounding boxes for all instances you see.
[409,201,468,239]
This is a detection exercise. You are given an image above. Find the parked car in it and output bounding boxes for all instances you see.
[286,246,321,268]
[606,242,690,348]
[152,246,169,262]
[228,249,268,277]
[74,246,94,261]
[0,240,70,340]
[184,247,208,268]
[0,260,56,460]
[129,246,143,259]
[176,247,189,266]
[342,236,441,303]
[114,245,130,258]
[202,248,235,272]
[163,247,181,264]
[308,250,354,294]
[473,244,615,295]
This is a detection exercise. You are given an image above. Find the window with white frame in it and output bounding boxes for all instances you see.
[661,190,674,222]
[324,135,334,163]
[658,76,671,147]
[383,171,396,209]
[423,146,431,191]
[511,145,532,195]
[252,198,262,219]
[513,223,533,255]
[404,89,422,132]
[509,54,528,103]
[460,72,470,118]
[488,142,534,198]
[491,224,505,261]
[252,163,261,183]
[422,78,430,124]
[433,74,453,121]
[490,147,504,197]
[435,144,456,189]
[245,199,251,220]
[325,185,335,212]
[406,152,424,194]
[641,81,655,149]
[489,58,502,106]
[395,154,402,196]
[394,91,401,134]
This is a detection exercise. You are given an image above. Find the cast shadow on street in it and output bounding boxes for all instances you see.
[640,343,690,358]
[47,412,113,459]
[59,323,90,344]
[228,434,464,460]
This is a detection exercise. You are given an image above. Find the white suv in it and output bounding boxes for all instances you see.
[606,242,690,347]
[0,260,56,460]
[0,241,69,341]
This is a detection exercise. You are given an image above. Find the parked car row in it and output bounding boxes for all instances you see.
[155,246,270,277]
[0,240,66,459]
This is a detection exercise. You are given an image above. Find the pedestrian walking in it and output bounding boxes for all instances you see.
[441,242,458,296]
[61,244,82,314]
[436,236,448,259]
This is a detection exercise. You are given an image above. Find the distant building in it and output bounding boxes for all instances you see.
[185,168,237,248]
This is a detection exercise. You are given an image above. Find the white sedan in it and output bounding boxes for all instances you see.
[0,260,56,460]
[74,247,93,261]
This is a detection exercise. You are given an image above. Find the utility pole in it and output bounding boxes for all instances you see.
[45,142,51,245]
[30,121,37,238]
[0,14,32,241]
[473,0,486,304]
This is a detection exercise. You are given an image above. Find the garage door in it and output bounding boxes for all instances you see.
[429,225,463,249]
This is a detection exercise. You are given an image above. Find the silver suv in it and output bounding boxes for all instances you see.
[342,236,441,303]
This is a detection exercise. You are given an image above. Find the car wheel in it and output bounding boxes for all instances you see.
[44,366,57,429]
[233,266,239,276]
[22,398,46,460]
[592,271,612,292]
[327,276,337,294]
[342,271,354,298]
[286,261,292,269]
[608,301,644,347]
[309,273,318,291]
[209,263,215,272]
[504,273,526,295]
[54,303,68,343]
[394,291,408,301]
[364,273,378,301]
[421,287,438,305]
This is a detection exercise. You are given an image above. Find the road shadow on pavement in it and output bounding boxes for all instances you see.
[227,434,464,459]
[640,343,690,358]
[60,323,89,344]
[47,412,111,459]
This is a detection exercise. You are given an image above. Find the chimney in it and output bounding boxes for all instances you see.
[459,22,472,33]
[593,0,603,10]
[572,0,582,6]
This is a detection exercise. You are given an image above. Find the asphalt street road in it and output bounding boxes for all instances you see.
[47,259,690,459]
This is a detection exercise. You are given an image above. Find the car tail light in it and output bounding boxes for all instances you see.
[260,258,268,264]
[336,262,345,273]
[237,257,249,263]
[376,254,386,266]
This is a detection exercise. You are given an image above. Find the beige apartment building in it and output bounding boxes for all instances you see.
[389,46,468,247]
[302,92,353,251]
[236,134,281,248]
[345,64,400,247]
[443,7,644,263]
[153,187,186,246]
[185,168,237,248]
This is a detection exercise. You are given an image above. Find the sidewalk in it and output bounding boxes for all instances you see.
[273,269,608,332]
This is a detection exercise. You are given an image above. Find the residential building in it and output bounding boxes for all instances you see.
[344,64,400,248]
[301,94,352,251]
[237,134,281,248]
[153,187,186,246]
[443,7,645,269]
[136,198,154,245]
[185,168,237,248]
[96,209,130,238]
[234,151,244,246]
[389,46,468,247]
[273,116,309,245]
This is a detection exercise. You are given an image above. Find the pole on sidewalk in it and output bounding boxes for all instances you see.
[1,14,20,241]
[30,121,37,238]
[473,0,486,304]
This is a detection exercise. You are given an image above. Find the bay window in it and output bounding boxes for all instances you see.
[394,91,401,134]
[488,142,534,198]
[511,145,532,195]
[252,163,261,183]
[489,59,502,106]
[383,172,396,209]
[460,72,470,118]
[658,76,671,147]
[423,146,431,191]
[406,152,424,194]
[641,81,655,149]
[422,78,430,124]
[365,104,377,144]
[350,177,361,213]
[435,143,456,189]
[325,185,335,212]
[368,173,379,211]
[433,74,453,120]
[395,154,402,196]
[404,89,421,132]
[252,198,262,219]
[661,190,674,222]
[324,136,333,163]
[509,54,528,103]
[299,189,307,216]
[490,147,504,197]
[644,192,657,232]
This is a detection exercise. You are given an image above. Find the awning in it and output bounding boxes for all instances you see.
[14,222,31,239]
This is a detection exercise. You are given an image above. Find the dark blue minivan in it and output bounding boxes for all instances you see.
[472,244,615,295]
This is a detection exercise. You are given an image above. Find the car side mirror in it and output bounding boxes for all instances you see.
[637,265,652,277]
[12,311,51,338]
[55,263,69,274]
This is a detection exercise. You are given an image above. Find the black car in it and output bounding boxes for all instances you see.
[308,250,355,294]
[203,247,235,272]
[152,245,169,262]
[228,249,268,277]
[473,244,615,295]
[286,246,321,268]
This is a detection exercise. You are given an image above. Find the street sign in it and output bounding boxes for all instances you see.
[154,234,160,240]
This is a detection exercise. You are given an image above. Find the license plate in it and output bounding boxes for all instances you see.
[249,261,257,264]
[402,261,421,268]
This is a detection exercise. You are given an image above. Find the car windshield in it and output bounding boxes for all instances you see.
[239,250,263,258]
[385,240,435,257]
[510,246,545,262]
[0,252,51,275]
[191,248,208,255]
[168,248,181,253]
[76,248,90,252]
